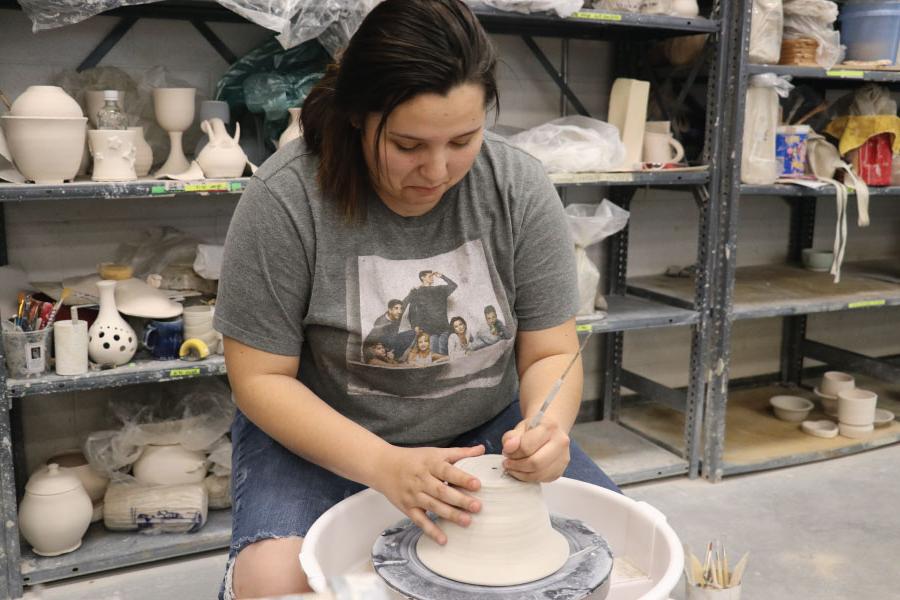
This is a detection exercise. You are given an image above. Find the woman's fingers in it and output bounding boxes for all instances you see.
[417,490,473,527]
[408,506,447,545]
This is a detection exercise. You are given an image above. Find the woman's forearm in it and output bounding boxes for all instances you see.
[232,373,393,489]
[517,352,583,433]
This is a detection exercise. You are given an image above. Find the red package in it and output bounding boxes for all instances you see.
[851,133,893,187]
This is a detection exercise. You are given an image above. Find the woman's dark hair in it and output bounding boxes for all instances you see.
[302,0,498,221]
[450,316,467,331]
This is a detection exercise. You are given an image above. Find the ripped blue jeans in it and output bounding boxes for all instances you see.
[220,401,620,598]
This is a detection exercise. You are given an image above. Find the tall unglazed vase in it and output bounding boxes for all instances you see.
[278,107,302,149]
[88,280,137,367]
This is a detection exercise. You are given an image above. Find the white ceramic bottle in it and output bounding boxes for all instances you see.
[278,107,303,149]
[129,126,154,177]
[88,280,137,367]
[19,464,93,556]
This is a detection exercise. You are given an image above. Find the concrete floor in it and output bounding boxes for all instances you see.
[23,444,900,600]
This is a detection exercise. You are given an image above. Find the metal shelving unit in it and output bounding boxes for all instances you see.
[0,1,732,596]
[690,0,900,481]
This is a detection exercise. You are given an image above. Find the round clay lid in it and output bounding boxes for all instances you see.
[46,450,87,469]
[26,463,83,496]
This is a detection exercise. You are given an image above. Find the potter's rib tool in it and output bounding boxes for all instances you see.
[527,328,593,430]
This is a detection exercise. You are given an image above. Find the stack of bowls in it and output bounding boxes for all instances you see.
[814,371,855,417]
[837,388,878,438]
[1,86,87,184]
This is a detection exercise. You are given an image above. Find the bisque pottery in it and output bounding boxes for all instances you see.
[839,422,874,439]
[115,277,182,319]
[88,279,137,367]
[152,87,195,176]
[415,454,569,586]
[801,420,839,439]
[278,107,303,149]
[837,388,877,427]
[196,118,247,178]
[819,371,855,397]
[19,464,93,556]
[132,443,208,486]
[46,450,109,503]
[671,0,700,17]
[129,126,153,176]
[1,116,87,183]
[89,129,138,182]
[873,408,895,428]
[769,395,814,422]
[11,86,82,118]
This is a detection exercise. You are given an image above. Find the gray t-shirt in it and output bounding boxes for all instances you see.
[214,131,578,446]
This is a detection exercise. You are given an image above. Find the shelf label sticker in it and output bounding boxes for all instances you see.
[572,11,622,21]
[229,181,244,192]
[169,367,202,377]
[848,299,886,309]
[150,185,168,195]
[182,182,232,193]
[576,324,594,332]
[826,70,865,79]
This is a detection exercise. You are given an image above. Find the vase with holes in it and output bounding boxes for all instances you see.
[88,279,137,367]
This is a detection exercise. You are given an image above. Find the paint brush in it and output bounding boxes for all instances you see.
[527,331,593,430]
[729,552,749,587]
[43,288,70,330]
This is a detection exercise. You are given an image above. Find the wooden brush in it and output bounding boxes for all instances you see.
[44,288,71,330]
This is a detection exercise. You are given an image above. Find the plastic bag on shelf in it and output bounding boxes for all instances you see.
[83,378,235,482]
[741,73,794,185]
[566,201,630,316]
[749,0,783,64]
[507,116,626,174]
[113,226,203,281]
[478,0,585,18]
[782,0,844,69]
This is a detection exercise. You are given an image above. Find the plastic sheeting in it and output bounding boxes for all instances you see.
[507,116,626,174]
[18,0,381,53]
[566,202,630,316]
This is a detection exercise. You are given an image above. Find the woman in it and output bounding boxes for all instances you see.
[406,331,449,366]
[214,1,619,597]
[448,315,475,358]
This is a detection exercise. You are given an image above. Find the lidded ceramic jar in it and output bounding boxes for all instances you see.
[19,464,93,556]
[132,443,208,486]
[46,450,109,503]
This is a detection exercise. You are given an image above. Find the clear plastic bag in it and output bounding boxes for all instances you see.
[479,0,585,18]
[783,0,844,69]
[749,0,783,64]
[565,202,631,315]
[83,378,235,482]
[507,116,626,174]
[741,74,794,185]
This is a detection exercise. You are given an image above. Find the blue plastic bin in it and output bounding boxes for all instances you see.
[840,1,900,64]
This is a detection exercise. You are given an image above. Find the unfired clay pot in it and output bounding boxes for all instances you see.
[89,129,137,182]
[1,116,87,183]
[88,279,137,367]
[19,464,93,556]
[132,443,207,486]
[278,107,303,149]
[837,388,877,426]
[45,450,109,503]
[671,0,700,17]
[11,86,83,118]
[129,126,153,177]
[196,118,247,178]
[153,87,195,176]
[415,454,569,586]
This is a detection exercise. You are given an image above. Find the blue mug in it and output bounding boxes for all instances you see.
[142,318,184,360]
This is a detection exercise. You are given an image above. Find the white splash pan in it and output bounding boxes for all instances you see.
[300,476,683,600]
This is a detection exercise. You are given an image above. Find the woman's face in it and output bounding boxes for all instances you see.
[417,335,430,352]
[362,83,486,217]
[453,320,466,335]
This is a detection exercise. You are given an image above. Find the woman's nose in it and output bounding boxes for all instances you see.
[420,149,448,182]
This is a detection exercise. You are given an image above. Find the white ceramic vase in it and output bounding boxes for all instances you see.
[278,107,303,149]
[196,118,247,178]
[19,464,93,556]
[11,86,83,118]
[1,116,87,183]
[129,126,153,177]
[89,129,137,182]
[132,443,208,486]
[88,280,137,367]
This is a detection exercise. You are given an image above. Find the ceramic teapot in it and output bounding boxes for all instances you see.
[19,464,93,556]
[196,118,247,178]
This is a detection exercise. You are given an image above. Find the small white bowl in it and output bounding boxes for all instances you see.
[770,395,814,422]
[801,420,839,438]
[813,387,839,417]
[802,248,834,272]
[873,408,895,428]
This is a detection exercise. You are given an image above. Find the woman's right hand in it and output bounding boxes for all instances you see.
[373,444,486,544]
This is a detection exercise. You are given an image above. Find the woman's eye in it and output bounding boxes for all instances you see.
[395,142,420,152]
[451,138,472,148]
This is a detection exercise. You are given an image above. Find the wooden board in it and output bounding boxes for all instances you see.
[619,375,900,473]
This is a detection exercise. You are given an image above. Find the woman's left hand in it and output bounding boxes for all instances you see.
[501,418,570,482]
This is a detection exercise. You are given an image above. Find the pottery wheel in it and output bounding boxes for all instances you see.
[372,515,613,600]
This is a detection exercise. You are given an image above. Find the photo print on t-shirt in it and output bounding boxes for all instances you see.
[347,239,515,399]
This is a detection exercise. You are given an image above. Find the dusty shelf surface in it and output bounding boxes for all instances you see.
[571,420,687,484]
[619,375,900,476]
[628,263,900,319]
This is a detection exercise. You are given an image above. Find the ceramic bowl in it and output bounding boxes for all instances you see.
[839,422,874,439]
[802,249,833,272]
[820,371,855,397]
[1,116,87,183]
[770,395,814,422]
[837,388,877,426]
[801,419,839,438]
[873,408,895,428]
[11,85,82,118]
[813,387,839,417]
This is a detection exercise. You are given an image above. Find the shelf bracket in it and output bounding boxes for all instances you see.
[802,340,900,382]
[620,370,687,413]
[190,19,239,65]
[77,16,138,72]
[520,35,591,118]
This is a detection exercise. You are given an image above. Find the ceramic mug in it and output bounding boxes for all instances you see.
[88,129,137,182]
[645,120,672,135]
[643,131,685,164]
[142,318,183,360]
